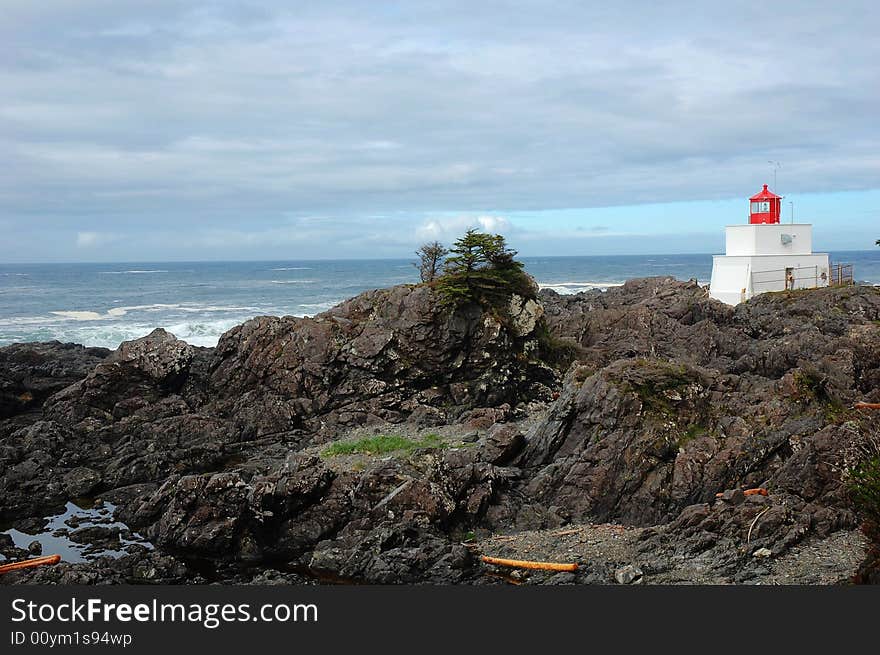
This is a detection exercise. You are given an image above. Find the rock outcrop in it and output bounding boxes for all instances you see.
[204,284,555,440]
[516,280,880,579]
[2,278,879,585]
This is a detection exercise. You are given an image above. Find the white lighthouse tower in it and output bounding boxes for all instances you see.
[709,184,831,306]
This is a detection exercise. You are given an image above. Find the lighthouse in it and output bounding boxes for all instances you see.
[708,184,830,305]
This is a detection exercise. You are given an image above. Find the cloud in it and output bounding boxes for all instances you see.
[415,215,514,243]
[0,1,877,261]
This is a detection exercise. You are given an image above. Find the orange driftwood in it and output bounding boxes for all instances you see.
[715,488,769,498]
[480,555,578,572]
[0,554,61,575]
[854,402,880,410]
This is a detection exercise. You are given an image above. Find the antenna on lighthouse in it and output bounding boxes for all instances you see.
[767,161,781,193]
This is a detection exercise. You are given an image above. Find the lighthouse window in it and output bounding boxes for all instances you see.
[751,201,770,213]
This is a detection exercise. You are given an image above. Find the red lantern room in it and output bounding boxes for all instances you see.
[749,184,782,224]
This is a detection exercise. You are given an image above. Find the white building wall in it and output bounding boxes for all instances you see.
[709,253,830,306]
[709,257,751,306]
[725,224,813,256]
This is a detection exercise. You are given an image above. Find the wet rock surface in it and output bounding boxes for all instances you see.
[2,279,879,584]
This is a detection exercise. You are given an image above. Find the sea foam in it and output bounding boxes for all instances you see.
[539,281,624,294]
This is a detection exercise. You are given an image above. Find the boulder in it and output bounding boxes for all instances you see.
[63,467,102,497]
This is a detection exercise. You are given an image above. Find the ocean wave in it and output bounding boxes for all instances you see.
[0,316,246,349]
[270,267,312,271]
[98,270,169,275]
[539,281,624,294]
[42,303,263,322]
[270,280,315,284]
[163,318,244,347]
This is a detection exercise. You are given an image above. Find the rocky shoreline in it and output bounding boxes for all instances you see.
[2,277,879,584]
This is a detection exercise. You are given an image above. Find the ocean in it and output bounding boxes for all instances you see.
[2,251,878,350]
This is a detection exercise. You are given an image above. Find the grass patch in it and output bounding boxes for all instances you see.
[321,433,446,457]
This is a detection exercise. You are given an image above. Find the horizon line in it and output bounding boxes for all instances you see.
[1,248,878,267]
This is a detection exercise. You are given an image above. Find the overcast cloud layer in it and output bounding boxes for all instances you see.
[1,1,878,261]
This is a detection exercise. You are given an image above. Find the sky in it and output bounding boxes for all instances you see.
[1,0,878,263]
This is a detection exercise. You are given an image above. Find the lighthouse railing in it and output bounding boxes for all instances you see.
[828,262,854,286]
[750,265,820,293]
[751,263,854,293]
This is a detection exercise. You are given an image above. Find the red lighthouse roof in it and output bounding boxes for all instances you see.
[749,184,782,201]
[748,184,782,224]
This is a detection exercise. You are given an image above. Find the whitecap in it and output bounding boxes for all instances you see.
[270,267,313,271]
[270,280,315,284]
[50,310,105,321]
[50,307,137,321]
[539,281,624,295]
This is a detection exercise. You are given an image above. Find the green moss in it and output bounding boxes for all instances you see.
[321,433,447,457]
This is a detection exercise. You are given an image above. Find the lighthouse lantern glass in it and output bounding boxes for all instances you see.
[751,201,770,213]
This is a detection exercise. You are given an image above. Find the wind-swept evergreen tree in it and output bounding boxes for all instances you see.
[435,229,532,305]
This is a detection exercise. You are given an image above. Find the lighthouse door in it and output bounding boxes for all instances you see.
[785,267,794,290]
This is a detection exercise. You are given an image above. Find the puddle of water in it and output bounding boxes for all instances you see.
[1,500,153,564]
